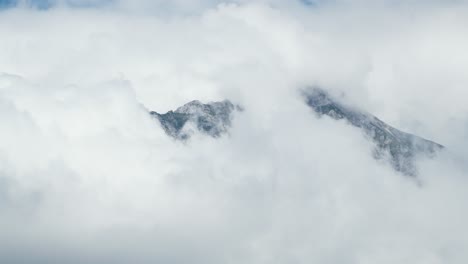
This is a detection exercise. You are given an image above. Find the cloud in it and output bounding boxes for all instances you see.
[0,1,468,263]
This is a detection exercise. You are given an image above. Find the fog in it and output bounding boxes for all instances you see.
[1,1,468,263]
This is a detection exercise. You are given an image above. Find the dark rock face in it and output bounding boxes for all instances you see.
[304,87,443,175]
[151,100,239,139]
[149,89,442,175]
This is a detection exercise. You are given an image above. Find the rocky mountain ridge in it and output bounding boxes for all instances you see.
[150,89,443,175]
[304,87,443,175]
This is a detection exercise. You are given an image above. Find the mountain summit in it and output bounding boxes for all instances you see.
[151,100,240,139]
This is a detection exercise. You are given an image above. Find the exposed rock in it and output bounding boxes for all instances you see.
[151,100,240,139]
[304,87,443,175]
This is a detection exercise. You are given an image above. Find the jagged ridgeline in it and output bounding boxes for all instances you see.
[150,100,241,139]
[303,87,444,176]
[149,88,443,176]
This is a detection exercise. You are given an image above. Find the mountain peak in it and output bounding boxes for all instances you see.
[151,100,239,139]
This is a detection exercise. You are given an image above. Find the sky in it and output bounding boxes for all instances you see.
[1,0,468,263]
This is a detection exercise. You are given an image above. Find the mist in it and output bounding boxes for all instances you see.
[1,1,468,263]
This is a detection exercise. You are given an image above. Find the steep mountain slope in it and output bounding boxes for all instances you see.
[304,87,443,175]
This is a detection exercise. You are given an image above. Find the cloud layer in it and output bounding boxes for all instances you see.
[1,1,468,263]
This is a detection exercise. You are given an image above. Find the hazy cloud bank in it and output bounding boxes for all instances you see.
[1,1,468,263]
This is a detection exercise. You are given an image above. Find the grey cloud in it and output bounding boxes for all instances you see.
[0,1,468,263]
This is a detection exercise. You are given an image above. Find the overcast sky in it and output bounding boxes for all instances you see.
[1,0,468,263]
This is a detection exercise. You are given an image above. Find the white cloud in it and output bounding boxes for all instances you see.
[0,1,468,263]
